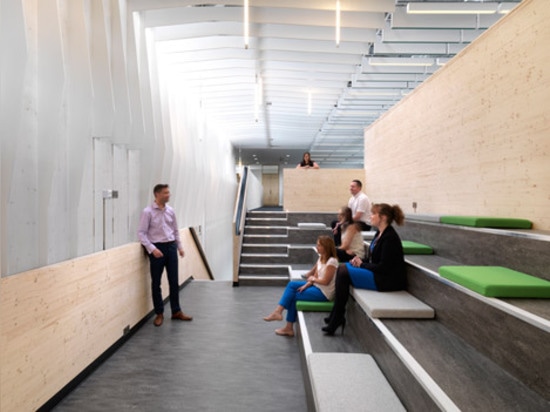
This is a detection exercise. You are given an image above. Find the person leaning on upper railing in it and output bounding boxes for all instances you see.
[336,206,366,263]
[296,151,319,169]
[323,203,406,336]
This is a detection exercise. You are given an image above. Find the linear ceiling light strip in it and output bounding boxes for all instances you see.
[335,0,341,47]
[244,0,249,49]
[406,2,498,15]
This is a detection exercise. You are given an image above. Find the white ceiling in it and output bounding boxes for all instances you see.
[132,0,521,168]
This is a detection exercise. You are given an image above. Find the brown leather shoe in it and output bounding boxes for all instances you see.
[171,311,193,321]
[153,314,164,327]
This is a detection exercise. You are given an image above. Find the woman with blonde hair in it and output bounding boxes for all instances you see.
[263,236,338,337]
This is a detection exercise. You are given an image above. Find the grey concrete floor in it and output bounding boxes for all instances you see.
[53,281,307,412]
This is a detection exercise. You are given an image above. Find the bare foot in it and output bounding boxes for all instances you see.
[275,327,294,337]
[263,312,283,322]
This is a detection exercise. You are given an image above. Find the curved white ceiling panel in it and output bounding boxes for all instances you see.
[130,0,521,167]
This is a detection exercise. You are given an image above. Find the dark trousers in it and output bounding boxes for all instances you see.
[336,248,355,263]
[356,221,372,231]
[327,264,352,326]
[149,241,181,315]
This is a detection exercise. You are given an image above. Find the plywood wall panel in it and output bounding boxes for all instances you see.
[364,0,550,229]
[283,169,366,212]
[0,229,206,411]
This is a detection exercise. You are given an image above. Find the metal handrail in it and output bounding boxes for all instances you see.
[234,166,248,235]
[232,166,249,285]
[189,227,214,280]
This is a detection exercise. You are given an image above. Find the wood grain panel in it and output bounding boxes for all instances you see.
[283,169,366,212]
[364,0,550,230]
[0,229,207,411]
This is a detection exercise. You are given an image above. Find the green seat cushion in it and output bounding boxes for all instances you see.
[439,266,550,298]
[296,300,334,312]
[440,216,532,229]
[401,240,433,255]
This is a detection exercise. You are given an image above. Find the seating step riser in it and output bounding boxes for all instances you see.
[286,229,331,244]
[285,212,335,227]
[397,221,550,282]
[243,235,288,244]
[246,211,287,219]
[237,277,288,287]
[240,255,290,265]
[407,265,549,399]
[347,301,441,411]
[239,266,289,276]
[245,218,289,227]
[242,245,288,254]
[244,227,288,235]
[289,248,318,263]
[240,248,317,265]
[243,229,332,246]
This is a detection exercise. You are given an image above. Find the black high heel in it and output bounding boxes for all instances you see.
[322,318,346,336]
[323,316,331,324]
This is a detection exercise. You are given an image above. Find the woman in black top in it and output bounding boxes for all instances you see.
[296,152,319,169]
[322,203,407,335]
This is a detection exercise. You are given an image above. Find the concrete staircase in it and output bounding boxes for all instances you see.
[237,210,333,286]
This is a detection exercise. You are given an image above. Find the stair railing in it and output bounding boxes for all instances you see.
[189,227,214,280]
[232,166,249,285]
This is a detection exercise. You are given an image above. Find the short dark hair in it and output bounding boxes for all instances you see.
[153,184,169,194]
[352,179,362,188]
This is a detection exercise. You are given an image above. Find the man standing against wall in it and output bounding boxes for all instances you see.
[138,184,193,327]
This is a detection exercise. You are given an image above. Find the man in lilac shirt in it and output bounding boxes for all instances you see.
[138,184,192,326]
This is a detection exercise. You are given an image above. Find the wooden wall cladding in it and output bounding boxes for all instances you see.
[364,0,550,230]
[0,229,207,411]
[283,169,366,212]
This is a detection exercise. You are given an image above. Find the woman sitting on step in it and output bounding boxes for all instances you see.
[323,203,407,336]
[263,235,338,337]
[336,206,366,263]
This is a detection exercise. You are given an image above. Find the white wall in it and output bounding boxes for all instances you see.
[246,166,264,210]
[0,1,237,278]
[246,168,264,210]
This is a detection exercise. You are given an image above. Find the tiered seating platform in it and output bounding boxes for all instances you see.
[293,213,550,411]
[241,210,550,410]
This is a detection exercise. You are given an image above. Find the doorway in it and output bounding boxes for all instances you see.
[262,166,279,206]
